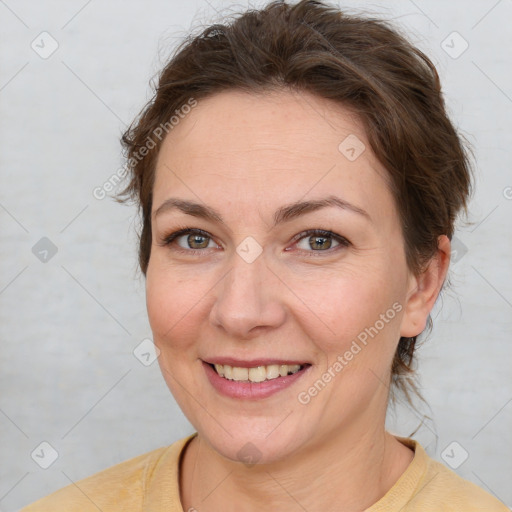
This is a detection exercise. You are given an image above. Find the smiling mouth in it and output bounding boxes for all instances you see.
[207,362,311,383]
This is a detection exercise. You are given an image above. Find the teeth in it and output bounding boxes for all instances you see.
[249,366,266,383]
[232,367,249,381]
[212,363,303,382]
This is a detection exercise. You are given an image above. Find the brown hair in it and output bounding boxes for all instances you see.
[118,0,473,406]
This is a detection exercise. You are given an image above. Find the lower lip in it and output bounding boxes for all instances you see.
[203,361,311,400]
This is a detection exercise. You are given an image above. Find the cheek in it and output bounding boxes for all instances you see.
[145,268,169,337]
[307,276,403,398]
[145,258,214,352]
[298,264,404,352]
[146,262,188,343]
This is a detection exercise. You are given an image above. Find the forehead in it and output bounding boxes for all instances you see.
[153,89,393,221]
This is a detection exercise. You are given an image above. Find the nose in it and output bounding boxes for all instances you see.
[209,249,286,339]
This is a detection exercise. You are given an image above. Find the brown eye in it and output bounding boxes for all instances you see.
[303,234,335,250]
[184,233,211,249]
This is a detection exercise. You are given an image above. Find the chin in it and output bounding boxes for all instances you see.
[193,418,309,466]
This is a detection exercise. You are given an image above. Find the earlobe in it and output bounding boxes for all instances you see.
[399,235,451,338]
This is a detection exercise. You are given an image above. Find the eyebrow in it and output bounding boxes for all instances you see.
[153,195,371,228]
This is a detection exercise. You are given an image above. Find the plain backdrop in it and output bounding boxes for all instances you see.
[1,0,511,510]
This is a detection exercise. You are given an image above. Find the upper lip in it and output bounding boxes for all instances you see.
[204,357,311,368]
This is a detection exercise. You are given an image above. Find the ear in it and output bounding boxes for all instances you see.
[400,235,451,338]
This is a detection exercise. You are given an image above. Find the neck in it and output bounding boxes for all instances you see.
[179,414,414,512]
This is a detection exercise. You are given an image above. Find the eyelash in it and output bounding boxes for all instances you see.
[158,226,351,257]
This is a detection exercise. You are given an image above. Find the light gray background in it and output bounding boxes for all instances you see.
[1,0,511,510]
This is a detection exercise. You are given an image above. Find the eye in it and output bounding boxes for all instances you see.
[159,228,219,253]
[290,229,350,256]
[158,227,350,256]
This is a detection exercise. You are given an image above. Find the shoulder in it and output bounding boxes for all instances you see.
[403,439,510,512]
[20,444,172,512]
[420,457,510,511]
[376,437,510,512]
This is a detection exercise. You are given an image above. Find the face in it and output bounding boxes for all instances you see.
[146,89,417,464]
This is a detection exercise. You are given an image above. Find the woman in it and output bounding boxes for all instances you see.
[22,0,509,510]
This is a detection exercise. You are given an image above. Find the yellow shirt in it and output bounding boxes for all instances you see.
[21,433,509,511]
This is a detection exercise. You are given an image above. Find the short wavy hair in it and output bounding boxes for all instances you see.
[118,0,473,406]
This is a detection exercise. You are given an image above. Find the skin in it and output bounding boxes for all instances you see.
[146,89,451,511]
